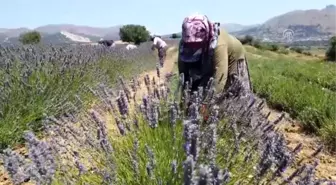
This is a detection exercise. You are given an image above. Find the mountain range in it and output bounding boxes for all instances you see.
[0,4,335,44]
[0,25,122,45]
[232,5,336,42]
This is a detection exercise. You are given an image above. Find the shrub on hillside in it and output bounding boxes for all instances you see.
[278,49,289,55]
[237,35,268,50]
[239,35,254,45]
[19,31,41,45]
[269,44,279,51]
[237,37,244,44]
[171,33,181,39]
[251,39,264,49]
[291,47,303,54]
[238,35,271,50]
[119,24,150,45]
[303,51,312,56]
[325,36,336,62]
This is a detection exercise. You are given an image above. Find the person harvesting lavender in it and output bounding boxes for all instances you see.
[177,13,252,93]
[151,35,168,67]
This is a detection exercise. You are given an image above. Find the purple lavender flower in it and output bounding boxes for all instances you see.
[2,149,30,185]
[23,131,56,185]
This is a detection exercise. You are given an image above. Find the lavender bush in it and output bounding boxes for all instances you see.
[2,60,335,184]
[0,43,157,149]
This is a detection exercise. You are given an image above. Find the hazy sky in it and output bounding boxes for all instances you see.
[1,0,335,34]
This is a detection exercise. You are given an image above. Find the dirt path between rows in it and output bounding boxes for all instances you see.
[246,49,336,180]
[262,106,336,181]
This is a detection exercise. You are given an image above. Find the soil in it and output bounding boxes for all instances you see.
[261,105,336,181]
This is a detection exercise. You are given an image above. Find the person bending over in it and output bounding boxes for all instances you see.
[151,35,168,67]
[177,13,252,94]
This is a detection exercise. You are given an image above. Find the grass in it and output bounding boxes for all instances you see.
[0,44,157,150]
[247,49,336,150]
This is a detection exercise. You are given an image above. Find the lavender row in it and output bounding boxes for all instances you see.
[1,63,334,185]
[0,43,157,149]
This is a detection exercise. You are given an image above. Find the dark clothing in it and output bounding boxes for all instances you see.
[158,46,167,67]
[98,40,114,47]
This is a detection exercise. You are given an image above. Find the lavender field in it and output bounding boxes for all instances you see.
[0,43,157,149]
[0,43,334,185]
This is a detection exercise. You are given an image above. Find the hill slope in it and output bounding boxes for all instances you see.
[1,5,334,44]
[221,23,260,33]
[233,5,336,41]
[0,28,31,38]
[161,23,258,38]
[34,24,121,38]
[0,32,102,45]
[0,24,121,44]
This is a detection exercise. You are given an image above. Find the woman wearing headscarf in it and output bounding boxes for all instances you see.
[177,13,252,93]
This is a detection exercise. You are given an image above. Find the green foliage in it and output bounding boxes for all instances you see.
[239,35,324,56]
[278,48,289,55]
[171,33,181,39]
[290,47,303,53]
[238,35,271,51]
[303,51,312,56]
[239,35,254,45]
[325,36,336,61]
[269,44,279,51]
[119,24,150,45]
[251,39,264,49]
[240,36,323,57]
[170,33,181,39]
[19,31,41,45]
[249,55,336,150]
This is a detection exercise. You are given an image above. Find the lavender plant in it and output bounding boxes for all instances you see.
[0,43,157,149]
[1,45,335,185]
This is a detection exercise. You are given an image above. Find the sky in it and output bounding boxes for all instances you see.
[1,0,335,35]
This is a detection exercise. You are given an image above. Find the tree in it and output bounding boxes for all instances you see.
[238,35,254,45]
[19,31,41,45]
[252,39,264,49]
[119,24,150,45]
[325,36,336,62]
[290,47,303,54]
[171,33,181,39]
[269,44,279,51]
[244,35,254,45]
